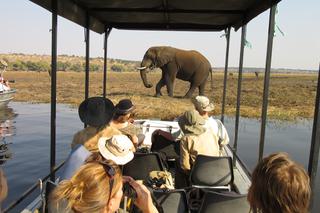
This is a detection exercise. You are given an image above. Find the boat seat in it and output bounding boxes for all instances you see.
[151,130,180,161]
[59,144,91,181]
[122,152,166,181]
[198,191,250,213]
[190,155,234,191]
[153,189,189,213]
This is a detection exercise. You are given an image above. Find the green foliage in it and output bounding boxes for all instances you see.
[57,61,71,71]
[90,63,100,72]
[70,63,83,72]
[1,54,141,73]
[111,64,124,72]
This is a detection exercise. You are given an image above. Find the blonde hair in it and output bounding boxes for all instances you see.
[50,153,122,213]
[71,126,121,152]
[248,152,310,213]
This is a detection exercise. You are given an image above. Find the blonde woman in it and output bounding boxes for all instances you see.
[49,153,158,213]
[247,152,311,213]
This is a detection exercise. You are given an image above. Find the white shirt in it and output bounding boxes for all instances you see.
[205,117,230,146]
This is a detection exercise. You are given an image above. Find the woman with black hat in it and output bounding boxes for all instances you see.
[71,97,121,152]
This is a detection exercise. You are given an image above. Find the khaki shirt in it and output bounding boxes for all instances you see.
[71,126,121,152]
[180,130,221,171]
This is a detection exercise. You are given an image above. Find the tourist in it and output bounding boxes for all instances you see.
[71,97,121,151]
[178,110,222,172]
[98,134,135,165]
[49,153,159,213]
[192,95,229,153]
[110,99,144,148]
[247,152,310,213]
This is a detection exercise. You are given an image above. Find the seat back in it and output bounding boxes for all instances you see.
[190,155,233,187]
[60,145,91,180]
[154,190,189,213]
[199,191,250,213]
[122,152,165,181]
[151,131,180,160]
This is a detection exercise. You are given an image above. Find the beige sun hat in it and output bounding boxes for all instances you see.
[192,96,215,112]
[98,135,134,165]
[178,110,206,135]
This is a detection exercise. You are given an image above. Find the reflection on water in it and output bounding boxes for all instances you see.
[0,106,17,165]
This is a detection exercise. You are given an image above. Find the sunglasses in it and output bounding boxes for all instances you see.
[98,160,116,201]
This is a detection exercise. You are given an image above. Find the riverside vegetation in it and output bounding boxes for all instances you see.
[1,54,318,121]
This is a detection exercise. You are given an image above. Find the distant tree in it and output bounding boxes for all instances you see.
[57,61,71,71]
[90,63,100,72]
[70,63,82,72]
[111,64,124,72]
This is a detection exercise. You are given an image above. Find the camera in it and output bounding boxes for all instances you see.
[123,182,137,199]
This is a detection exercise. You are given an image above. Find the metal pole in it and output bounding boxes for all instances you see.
[258,5,276,162]
[103,27,112,97]
[308,63,320,209]
[85,13,90,100]
[84,13,90,128]
[221,27,231,123]
[50,0,57,182]
[233,25,246,166]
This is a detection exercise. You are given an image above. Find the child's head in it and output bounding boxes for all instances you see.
[248,152,310,213]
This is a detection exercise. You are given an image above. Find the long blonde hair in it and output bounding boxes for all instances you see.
[247,152,310,213]
[50,153,122,213]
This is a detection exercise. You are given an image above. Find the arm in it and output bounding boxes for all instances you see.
[180,137,191,171]
[220,124,230,146]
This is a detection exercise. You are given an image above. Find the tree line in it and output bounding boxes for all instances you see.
[2,59,138,73]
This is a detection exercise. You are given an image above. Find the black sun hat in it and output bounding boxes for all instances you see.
[115,99,135,115]
[78,97,115,127]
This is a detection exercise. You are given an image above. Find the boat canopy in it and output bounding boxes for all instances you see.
[30,0,281,33]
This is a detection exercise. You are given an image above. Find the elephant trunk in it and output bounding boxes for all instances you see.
[139,69,153,88]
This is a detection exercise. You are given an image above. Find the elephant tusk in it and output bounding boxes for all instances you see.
[136,66,147,70]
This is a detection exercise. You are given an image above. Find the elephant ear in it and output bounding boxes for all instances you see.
[156,47,174,68]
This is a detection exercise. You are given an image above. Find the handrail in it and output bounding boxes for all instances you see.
[3,161,65,213]
[226,144,252,179]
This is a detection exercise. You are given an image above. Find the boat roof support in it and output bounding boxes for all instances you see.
[103,27,112,98]
[84,12,90,127]
[233,25,246,167]
[50,0,57,183]
[221,27,231,124]
[308,63,320,209]
[258,5,276,162]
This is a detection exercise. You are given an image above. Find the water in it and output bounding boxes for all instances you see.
[0,102,319,212]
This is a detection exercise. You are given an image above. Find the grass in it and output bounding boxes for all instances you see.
[4,71,318,121]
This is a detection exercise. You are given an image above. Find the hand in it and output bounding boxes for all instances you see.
[124,176,158,213]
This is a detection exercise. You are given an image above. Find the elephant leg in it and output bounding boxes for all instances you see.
[155,79,165,97]
[198,81,206,96]
[184,83,197,98]
[165,74,175,97]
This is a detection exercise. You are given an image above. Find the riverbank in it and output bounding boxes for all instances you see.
[5,71,318,120]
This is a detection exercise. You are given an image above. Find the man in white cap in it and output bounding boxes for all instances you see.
[192,96,229,151]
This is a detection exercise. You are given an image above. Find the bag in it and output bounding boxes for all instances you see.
[146,171,174,190]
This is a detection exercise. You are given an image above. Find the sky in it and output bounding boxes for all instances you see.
[0,0,319,70]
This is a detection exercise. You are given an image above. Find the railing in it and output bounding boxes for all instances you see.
[3,161,65,213]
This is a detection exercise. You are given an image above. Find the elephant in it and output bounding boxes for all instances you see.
[137,46,212,98]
